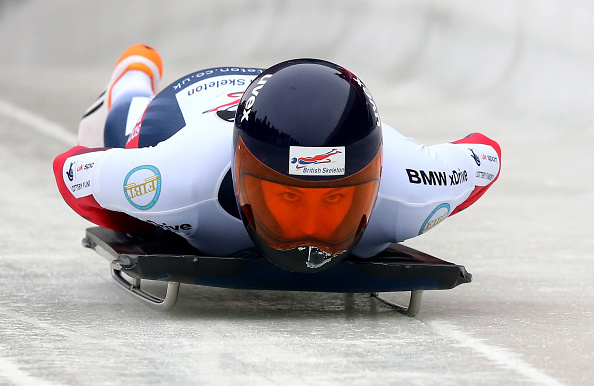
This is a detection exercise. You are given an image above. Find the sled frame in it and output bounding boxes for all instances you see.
[82,227,471,315]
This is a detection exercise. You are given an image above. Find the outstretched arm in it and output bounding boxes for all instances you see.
[53,146,153,234]
[354,125,501,257]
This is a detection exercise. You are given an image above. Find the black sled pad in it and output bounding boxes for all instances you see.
[83,226,471,316]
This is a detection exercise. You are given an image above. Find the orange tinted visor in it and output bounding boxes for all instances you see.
[235,139,381,253]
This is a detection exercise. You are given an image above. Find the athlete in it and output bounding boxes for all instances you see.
[53,45,501,273]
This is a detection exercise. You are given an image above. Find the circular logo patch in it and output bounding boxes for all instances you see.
[123,165,162,210]
[419,203,450,235]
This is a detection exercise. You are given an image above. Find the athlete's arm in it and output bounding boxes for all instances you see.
[354,125,501,257]
[382,127,501,213]
[391,129,501,226]
[53,146,153,234]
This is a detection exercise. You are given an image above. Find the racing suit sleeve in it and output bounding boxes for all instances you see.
[354,126,501,257]
[53,146,153,234]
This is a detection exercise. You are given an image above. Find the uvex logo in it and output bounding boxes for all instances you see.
[240,74,273,122]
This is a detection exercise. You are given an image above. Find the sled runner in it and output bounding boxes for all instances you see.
[82,226,471,316]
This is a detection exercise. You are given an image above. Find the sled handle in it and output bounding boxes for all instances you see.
[86,239,181,310]
[370,290,423,317]
[110,266,180,310]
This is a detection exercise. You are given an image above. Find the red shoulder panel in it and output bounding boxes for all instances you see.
[451,133,501,215]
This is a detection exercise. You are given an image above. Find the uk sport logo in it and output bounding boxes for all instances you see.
[469,148,481,166]
[66,162,75,181]
[289,146,346,176]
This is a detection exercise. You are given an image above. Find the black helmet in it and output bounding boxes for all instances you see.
[233,59,382,272]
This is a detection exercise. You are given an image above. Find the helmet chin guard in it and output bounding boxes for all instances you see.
[233,58,382,272]
[246,226,366,273]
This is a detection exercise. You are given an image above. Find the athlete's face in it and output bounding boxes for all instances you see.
[235,139,382,255]
[260,180,355,240]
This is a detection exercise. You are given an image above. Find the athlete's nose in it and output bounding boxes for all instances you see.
[297,201,322,236]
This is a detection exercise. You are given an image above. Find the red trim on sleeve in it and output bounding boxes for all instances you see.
[452,132,501,159]
[450,185,489,215]
[53,146,153,234]
[450,133,501,216]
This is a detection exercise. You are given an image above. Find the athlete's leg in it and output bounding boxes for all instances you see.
[77,44,162,148]
[104,73,153,148]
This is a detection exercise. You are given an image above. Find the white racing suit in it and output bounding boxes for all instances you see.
[54,67,501,258]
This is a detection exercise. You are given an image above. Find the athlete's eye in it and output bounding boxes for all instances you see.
[325,194,343,203]
[279,191,300,202]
